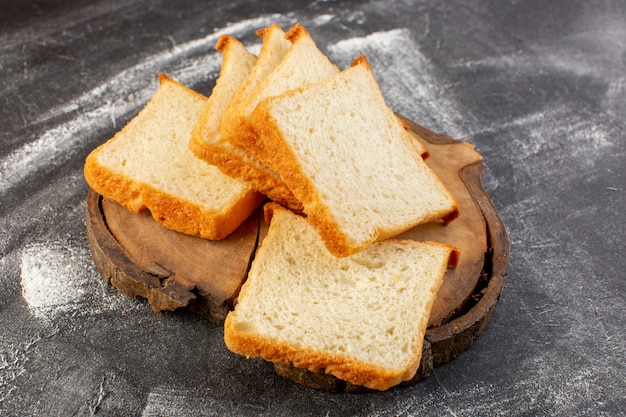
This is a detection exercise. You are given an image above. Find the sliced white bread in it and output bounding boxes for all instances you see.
[224,203,457,391]
[222,22,340,152]
[84,74,265,240]
[189,34,257,158]
[220,23,291,136]
[248,56,459,257]
[189,31,302,211]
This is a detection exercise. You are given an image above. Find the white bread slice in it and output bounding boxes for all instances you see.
[190,35,257,157]
[220,23,291,135]
[248,56,459,257]
[224,203,457,391]
[189,32,302,211]
[222,23,340,152]
[84,74,265,240]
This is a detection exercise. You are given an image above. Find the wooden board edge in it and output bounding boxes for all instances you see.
[400,116,459,146]
[425,161,510,365]
[85,190,210,319]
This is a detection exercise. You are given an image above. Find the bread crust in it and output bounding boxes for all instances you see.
[84,75,265,240]
[223,315,421,391]
[188,30,302,212]
[284,22,309,43]
[215,33,235,53]
[248,58,459,257]
[220,23,290,149]
[224,204,454,390]
[189,132,302,211]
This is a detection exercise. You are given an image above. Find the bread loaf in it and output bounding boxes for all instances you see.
[224,203,456,391]
[248,56,459,257]
[84,74,264,239]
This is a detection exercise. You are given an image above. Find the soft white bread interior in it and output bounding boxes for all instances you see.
[190,34,257,157]
[222,22,339,152]
[84,74,265,240]
[189,30,302,212]
[224,203,456,391]
[248,56,459,257]
[220,23,291,140]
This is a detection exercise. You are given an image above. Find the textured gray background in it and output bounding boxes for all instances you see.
[1,1,624,416]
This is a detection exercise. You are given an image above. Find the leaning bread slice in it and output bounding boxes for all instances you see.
[220,23,291,138]
[222,22,339,151]
[189,33,302,211]
[190,34,257,158]
[84,74,264,240]
[248,56,459,257]
[224,203,457,391]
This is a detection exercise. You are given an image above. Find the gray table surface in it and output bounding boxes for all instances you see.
[1,1,624,416]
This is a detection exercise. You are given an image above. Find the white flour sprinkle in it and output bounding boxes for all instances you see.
[20,241,137,320]
[0,14,284,195]
[141,386,270,417]
[327,28,465,138]
[370,366,608,417]
[312,14,335,26]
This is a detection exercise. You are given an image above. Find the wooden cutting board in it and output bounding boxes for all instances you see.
[85,118,509,391]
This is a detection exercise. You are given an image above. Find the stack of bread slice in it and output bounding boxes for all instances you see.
[191,23,340,212]
[84,22,460,391]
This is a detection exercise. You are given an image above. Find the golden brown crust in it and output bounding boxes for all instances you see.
[188,133,302,211]
[84,151,264,240]
[248,60,459,257]
[223,314,416,391]
[448,246,461,268]
[220,115,255,151]
[285,22,309,43]
[215,34,234,53]
[84,74,265,240]
[350,54,370,70]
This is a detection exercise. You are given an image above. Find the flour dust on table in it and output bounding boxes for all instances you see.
[20,241,139,322]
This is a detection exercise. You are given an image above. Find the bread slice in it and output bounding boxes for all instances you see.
[84,74,265,240]
[220,23,291,136]
[222,23,340,152]
[247,56,459,257]
[224,203,456,391]
[189,34,257,159]
[189,31,302,211]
